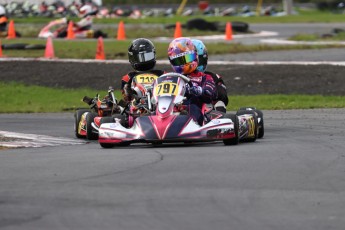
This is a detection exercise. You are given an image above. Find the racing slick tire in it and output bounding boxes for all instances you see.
[255,109,264,138]
[236,109,258,142]
[223,113,239,146]
[74,109,90,138]
[239,107,264,138]
[86,112,98,140]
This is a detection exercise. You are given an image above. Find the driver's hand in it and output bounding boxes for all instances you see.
[187,86,202,96]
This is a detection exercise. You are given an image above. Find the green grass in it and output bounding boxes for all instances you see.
[0,82,122,113]
[1,82,344,113]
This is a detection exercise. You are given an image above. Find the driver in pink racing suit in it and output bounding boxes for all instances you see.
[168,37,217,126]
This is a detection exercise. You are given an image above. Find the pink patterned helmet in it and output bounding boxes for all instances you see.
[168,37,198,75]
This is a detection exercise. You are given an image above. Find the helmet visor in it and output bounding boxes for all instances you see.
[132,51,155,63]
[169,52,197,66]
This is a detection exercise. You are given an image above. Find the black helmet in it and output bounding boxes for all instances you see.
[128,38,156,71]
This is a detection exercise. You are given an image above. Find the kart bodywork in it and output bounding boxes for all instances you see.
[98,73,243,148]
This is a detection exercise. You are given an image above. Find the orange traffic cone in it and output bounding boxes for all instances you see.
[225,22,233,40]
[95,36,105,60]
[66,21,75,39]
[174,21,182,38]
[0,40,3,57]
[116,21,126,40]
[6,20,16,39]
[44,36,55,59]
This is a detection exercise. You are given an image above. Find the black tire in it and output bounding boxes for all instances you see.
[93,30,108,38]
[236,110,258,142]
[223,113,239,146]
[238,108,264,139]
[86,112,98,140]
[25,44,46,50]
[74,109,90,138]
[231,21,249,33]
[255,109,264,138]
[2,43,28,50]
[185,18,218,31]
[217,21,249,33]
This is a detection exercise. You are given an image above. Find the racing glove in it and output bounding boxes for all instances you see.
[186,85,202,97]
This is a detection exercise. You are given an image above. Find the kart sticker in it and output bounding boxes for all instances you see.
[134,74,158,84]
[247,117,255,137]
[155,82,179,96]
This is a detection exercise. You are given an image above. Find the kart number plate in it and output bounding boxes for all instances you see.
[134,74,158,84]
[155,82,179,96]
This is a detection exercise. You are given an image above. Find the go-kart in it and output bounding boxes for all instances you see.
[74,72,159,140]
[74,87,121,140]
[38,17,107,39]
[98,72,261,148]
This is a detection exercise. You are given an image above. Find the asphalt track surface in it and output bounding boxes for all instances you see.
[0,109,345,230]
[1,24,345,229]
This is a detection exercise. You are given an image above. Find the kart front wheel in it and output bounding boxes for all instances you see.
[86,112,98,140]
[223,113,239,146]
[74,109,90,138]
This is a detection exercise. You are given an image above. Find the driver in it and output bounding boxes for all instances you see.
[168,37,217,126]
[192,39,228,113]
[55,4,95,38]
[120,38,165,103]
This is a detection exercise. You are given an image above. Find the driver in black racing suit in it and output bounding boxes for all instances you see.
[120,38,165,103]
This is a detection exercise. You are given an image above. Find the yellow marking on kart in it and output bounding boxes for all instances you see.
[135,74,158,84]
[248,117,255,137]
[78,113,87,134]
[155,82,179,96]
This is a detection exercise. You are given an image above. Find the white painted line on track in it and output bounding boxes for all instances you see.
[0,131,86,148]
[1,57,345,66]
[261,38,345,45]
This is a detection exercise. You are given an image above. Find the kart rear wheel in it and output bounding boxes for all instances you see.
[236,110,258,142]
[238,107,264,138]
[74,109,90,138]
[86,112,98,140]
[255,109,264,139]
[223,113,239,146]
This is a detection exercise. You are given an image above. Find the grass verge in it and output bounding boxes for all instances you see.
[1,82,344,113]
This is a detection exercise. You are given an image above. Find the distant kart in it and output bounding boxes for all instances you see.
[98,73,261,148]
[38,17,107,39]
